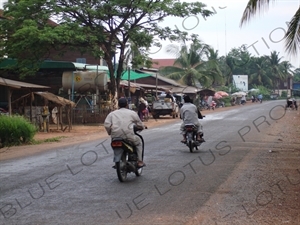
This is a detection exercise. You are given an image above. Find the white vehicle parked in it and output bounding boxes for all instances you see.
[151,94,179,119]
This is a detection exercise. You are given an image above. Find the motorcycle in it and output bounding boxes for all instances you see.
[183,115,205,153]
[210,101,216,110]
[110,126,145,182]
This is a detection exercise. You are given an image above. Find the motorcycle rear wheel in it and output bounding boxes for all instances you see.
[116,153,127,182]
[135,148,144,176]
[189,140,193,153]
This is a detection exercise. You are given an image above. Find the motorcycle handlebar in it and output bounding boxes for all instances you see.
[133,125,147,133]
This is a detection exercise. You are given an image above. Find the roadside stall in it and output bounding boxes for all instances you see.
[12,91,75,132]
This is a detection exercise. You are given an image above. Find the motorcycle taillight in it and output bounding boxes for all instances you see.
[186,128,193,131]
[111,141,123,147]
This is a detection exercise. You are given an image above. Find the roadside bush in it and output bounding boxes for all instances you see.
[221,96,231,106]
[0,115,37,148]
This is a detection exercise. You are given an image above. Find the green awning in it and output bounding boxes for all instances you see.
[121,70,151,80]
[0,58,77,70]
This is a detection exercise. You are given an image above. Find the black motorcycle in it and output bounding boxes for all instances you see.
[184,124,204,153]
[183,112,205,153]
[110,126,145,182]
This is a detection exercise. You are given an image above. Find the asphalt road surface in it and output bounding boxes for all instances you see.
[0,100,298,225]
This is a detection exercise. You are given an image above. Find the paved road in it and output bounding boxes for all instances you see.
[0,100,295,225]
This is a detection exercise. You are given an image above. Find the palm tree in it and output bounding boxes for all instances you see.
[293,68,300,82]
[265,51,284,93]
[159,35,221,87]
[240,0,300,56]
[202,47,223,86]
[280,60,294,95]
[249,56,272,87]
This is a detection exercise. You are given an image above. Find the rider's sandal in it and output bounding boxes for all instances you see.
[181,140,187,143]
[197,138,205,143]
[137,161,146,168]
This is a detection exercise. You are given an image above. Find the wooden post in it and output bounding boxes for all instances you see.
[30,90,33,122]
[67,105,71,132]
[59,106,63,131]
[7,87,12,116]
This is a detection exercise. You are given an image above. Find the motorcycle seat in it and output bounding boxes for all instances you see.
[111,137,133,145]
[184,124,196,128]
[112,137,124,142]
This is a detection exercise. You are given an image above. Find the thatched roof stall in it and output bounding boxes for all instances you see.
[0,77,50,116]
[12,91,75,132]
[34,92,75,107]
[34,92,75,132]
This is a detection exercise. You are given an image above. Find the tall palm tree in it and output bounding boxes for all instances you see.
[240,0,300,55]
[280,60,294,94]
[202,47,223,86]
[159,36,213,87]
[265,51,284,92]
[249,56,272,87]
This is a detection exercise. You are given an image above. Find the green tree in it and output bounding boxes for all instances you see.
[202,47,223,87]
[240,0,300,56]
[265,51,284,92]
[159,35,222,87]
[280,60,294,93]
[220,46,252,87]
[293,68,300,82]
[248,56,272,88]
[0,0,214,108]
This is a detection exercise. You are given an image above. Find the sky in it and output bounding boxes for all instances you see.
[1,0,299,68]
[148,0,300,68]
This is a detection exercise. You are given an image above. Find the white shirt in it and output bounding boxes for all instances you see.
[104,108,144,142]
[180,103,199,125]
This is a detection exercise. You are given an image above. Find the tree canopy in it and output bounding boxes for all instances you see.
[240,0,300,56]
[0,0,214,108]
[159,34,222,87]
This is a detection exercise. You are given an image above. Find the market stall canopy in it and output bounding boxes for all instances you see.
[171,86,202,94]
[0,77,50,89]
[215,91,229,97]
[0,77,50,115]
[214,93,223,99]
[121,70,152,80]
[34,92,75,107]
[135,82,168,91]
[199,89,215,96]
[232,91,247,97]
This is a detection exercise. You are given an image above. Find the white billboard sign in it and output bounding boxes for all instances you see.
[233,75,248,91]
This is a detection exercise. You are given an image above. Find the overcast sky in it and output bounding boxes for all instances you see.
[149,0,300,68]
[1,0,299,68]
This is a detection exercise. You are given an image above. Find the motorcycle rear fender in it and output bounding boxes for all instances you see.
[113,148,124,162]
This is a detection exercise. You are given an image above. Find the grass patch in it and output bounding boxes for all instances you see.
[31,136,66,145]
